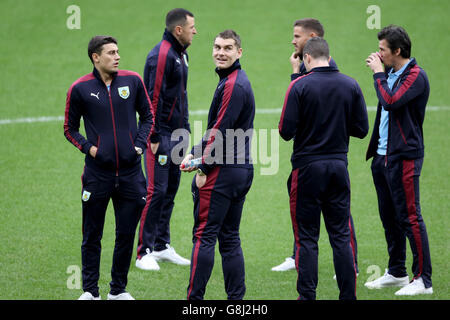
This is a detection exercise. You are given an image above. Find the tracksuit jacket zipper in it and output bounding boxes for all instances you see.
[384,76,402,167]
[167,97,177,122]
[179,52,185,129]
[106,84,120,182]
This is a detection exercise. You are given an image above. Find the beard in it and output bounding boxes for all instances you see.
[294,48,303,60]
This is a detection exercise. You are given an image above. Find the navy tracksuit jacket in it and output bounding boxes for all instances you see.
[64,67,154,296]
[187,60,255,300]
[279,65,368,300]
[290,58,359,269]
[137,29,191,257]
[366,58,432,288]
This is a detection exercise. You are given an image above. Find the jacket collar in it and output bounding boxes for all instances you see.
[215,59,241,79]
[300,57,338,74]
[308,65,339,73]
[163,29,186,54]
[385,57,417,76]
[92,67,117,84]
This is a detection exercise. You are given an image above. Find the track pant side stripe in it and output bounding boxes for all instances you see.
[402,159,424,278]
[137,149,156,259]
[187,168,220,299]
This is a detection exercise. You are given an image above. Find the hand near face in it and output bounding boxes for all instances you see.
[366,52,384,73]
[290,52,301,73]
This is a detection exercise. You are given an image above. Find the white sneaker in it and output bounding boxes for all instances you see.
[107,292,135,300]
[271,257,296,271]
[135,248,160,271]
[152,244,190,265]
[364,269,409,289]
[78,292,101,300]
[395,277,433,296]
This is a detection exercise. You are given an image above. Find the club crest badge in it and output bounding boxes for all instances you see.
[158,155,168,166]
[118,86,130,99]
[82,190,91,202]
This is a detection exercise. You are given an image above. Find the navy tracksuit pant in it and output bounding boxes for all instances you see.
[137,134,184,257]
[187,166,253,300]
[81,165,146,296]
[371,155,432,288]
[288,160,357,300]
[290,213,359,273]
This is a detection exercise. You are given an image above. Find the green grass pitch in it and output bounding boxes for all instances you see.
[0,0,448,300]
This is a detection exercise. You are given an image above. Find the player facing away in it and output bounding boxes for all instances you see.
[279,37,368,300]
[136,8,196,271]
[64,36,155,300]
[272,18,359,274]
[180,30,255,300]
[364,25,433,296]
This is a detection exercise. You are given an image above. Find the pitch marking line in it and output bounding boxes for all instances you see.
[0,106,449,125]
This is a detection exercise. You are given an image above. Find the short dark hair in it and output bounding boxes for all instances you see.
[166,8,194,32]
[294,18,324,37]
[215,29,241,48]
[378,25,411,58]
[303,37,329,60]
[88,36,117,64]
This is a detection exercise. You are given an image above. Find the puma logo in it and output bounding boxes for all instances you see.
[90,92,100,100]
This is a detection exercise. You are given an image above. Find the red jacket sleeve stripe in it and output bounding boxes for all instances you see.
[279,73,312,132]
[152,40,171,110]
[64,73,95,151]
[202,69,238,163]
[377,65,420,105]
